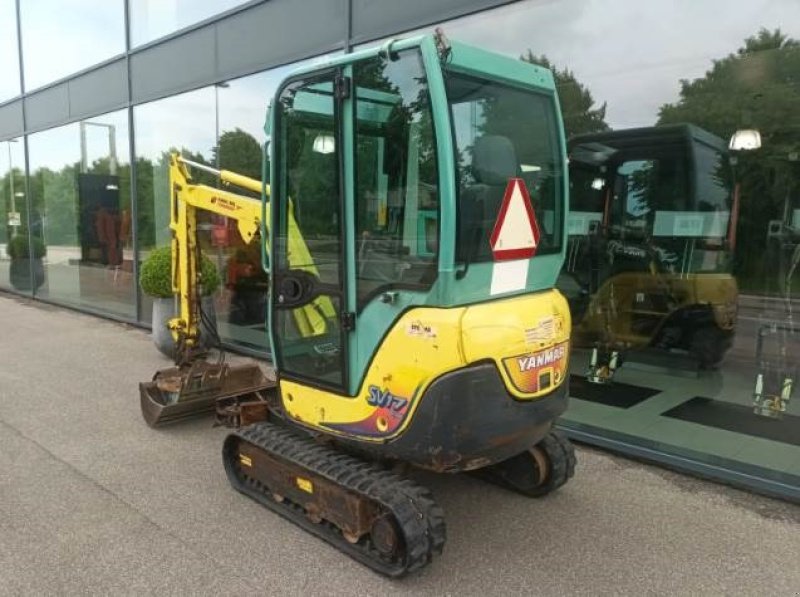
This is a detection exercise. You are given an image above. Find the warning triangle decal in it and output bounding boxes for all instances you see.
[489,178,541,261]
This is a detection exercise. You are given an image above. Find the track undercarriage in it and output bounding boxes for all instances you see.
[223,421,446,577]
[141,351,577,576]
[221,418,575,576]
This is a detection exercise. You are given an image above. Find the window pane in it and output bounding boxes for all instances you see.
[21,0,125,90]
[275,79,341,282]
[133,87,216,325]
[133,54,340,353]
[273,76,345,388]
[0,138,28,293]
[446,72,563,262]
[353,50,439,307]
[26,110,134,317]
[430,0,800,498]
[215,71,284,352]
[0,0,20,101]
[130,0,249,47]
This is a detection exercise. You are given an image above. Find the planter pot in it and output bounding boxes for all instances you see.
[9,258,45,292]
[151,296,218,359]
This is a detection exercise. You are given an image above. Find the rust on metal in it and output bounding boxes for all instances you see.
[140,362,275,427]
[215,393,271,428]
[370,514,401,556]
[239,443,382,541]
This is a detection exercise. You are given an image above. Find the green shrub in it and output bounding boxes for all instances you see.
[139,245,221,298]
[6,235,46,259]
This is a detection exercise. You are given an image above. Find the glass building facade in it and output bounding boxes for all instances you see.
[1,0,797,501]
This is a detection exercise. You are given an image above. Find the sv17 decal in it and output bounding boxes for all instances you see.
[367,386,408,413]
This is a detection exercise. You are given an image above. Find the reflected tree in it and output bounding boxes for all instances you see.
[213,128,262,180]
[521,51,610,138]
[658,29,800,290]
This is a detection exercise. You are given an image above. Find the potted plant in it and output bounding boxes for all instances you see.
[139,245,221,358]
[7,235,46,292]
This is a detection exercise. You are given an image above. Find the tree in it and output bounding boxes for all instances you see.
[0,167,26,244]
[521,51,610,138]
[29,164,79,246]
[658,29,800,290]
[213,128,262,180]
[658,29,799,139]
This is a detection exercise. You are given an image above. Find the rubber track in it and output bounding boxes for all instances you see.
[223,421,446,577]
[475,429,576,497]
[538,429,576,492]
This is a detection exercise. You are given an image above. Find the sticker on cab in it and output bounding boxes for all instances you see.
[524,316,555,344]
[406,320,437,339]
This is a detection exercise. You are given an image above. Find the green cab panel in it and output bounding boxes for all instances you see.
[264,34,568,395]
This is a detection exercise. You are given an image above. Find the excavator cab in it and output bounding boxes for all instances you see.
[562,125,739,382]
[142,32,575,576]
[267,34,569,401]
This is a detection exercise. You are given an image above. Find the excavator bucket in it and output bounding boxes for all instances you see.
[140,360,275,428]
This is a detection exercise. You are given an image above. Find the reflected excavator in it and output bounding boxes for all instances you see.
[139,32,576,576]
[753,181,799,418]
[561,124,739,383]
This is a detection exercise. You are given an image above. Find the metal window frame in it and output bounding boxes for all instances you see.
[558,425,800,504]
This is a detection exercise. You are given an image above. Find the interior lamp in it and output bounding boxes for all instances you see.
[729,129,762,151]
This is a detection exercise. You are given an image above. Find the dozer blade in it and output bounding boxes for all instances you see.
[140,361,275,428]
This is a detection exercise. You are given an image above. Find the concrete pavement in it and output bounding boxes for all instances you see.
[1,292,799,596]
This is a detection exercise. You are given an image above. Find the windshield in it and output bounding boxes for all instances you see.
[445,71,564,263]
[568,128,734,274]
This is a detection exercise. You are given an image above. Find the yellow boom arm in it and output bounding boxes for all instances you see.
[166,153,332,352]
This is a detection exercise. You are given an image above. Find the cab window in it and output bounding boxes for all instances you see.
[353,51,440,308]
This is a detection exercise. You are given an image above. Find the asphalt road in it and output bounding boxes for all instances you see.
[1,292,799,596]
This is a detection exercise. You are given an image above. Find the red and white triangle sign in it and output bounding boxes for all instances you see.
[489,178,541,261]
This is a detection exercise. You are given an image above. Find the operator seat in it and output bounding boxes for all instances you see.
[461,135,519,261]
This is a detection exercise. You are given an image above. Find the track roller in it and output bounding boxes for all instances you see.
[476,429,576,497]
[223,421,445,577]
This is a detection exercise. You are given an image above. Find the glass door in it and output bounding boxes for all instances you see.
[271,72,349,390]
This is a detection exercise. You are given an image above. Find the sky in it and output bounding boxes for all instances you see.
[0,0,20,100]
[434,0,800,129]
[5,0,800,171]
[129,0,247,46]
[15,0,252,92]
[18,0,126,92]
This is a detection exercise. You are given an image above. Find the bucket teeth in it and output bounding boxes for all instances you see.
[140,362,275,428]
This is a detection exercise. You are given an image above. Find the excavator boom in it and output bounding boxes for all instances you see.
[167,155,263,353]
[140,154,276,427]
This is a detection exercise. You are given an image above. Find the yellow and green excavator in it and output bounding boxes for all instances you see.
[139,31,576,576]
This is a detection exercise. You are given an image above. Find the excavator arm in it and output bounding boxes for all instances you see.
[166,153,333,359]
[141,152,333,427]
[166,154,264,353]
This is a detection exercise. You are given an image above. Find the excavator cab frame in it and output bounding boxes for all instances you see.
[265,33,569,398]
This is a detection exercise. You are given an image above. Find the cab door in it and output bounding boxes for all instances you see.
[270,70,351,392]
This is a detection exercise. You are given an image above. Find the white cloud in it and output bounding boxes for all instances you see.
[0,0,20,101]
[20,0,126,91]
[423,0,800,129]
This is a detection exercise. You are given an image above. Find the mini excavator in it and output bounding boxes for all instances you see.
[562,125,739,383]
[140,31,576,576]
